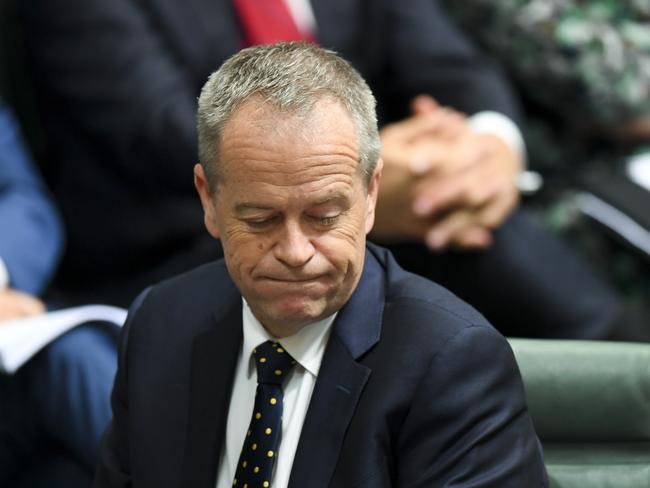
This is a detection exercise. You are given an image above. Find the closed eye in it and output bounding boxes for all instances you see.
[243,215,279,229]
[311,214,341,227]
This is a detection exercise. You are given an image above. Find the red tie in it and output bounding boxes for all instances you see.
[233,0,315,46]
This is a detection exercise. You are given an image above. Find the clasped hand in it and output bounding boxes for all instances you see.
[372,95,521,251]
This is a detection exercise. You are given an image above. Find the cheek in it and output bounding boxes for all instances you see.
[317,224,367,272]
[222,223,260,250]
[221,228,268,273]
[332,213,368,249]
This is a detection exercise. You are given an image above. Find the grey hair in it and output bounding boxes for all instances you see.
[197,41,380,190]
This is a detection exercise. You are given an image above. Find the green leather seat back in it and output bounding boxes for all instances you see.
[544,443,650,488]
[509,339,650,488]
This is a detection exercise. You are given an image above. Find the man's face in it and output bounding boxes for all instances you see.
[195,98,382,337]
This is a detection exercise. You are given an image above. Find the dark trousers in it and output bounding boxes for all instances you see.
[0,323,118,488]
[387,209,621,339]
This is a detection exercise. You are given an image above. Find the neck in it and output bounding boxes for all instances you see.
[261,320,306,338]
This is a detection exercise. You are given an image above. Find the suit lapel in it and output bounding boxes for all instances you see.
[288,334,370,488]
[181,297,243,488]
[288,249,386,488]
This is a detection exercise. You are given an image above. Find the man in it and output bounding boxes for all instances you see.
[21,0,619,339]
[0,99,117,487]
[95,42,547,488]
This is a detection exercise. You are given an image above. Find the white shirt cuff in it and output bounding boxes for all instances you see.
[0,257,9,290]
[468,111,527,168]
[284,0,317,36]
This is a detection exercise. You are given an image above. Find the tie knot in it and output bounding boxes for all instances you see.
[254,341,296,385]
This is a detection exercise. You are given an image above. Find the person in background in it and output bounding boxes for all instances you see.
[0,99,60,319]
[445,0,650,340]
[445,0,650,171]
[0,99,117,488]
[19,0,619,340]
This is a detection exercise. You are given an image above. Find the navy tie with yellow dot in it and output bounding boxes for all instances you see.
[233,341,296,488]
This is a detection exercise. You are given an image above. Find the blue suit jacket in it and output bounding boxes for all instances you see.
[0,102,63,295]
[95,243,548,487]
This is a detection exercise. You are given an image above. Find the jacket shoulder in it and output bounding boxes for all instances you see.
[368,243,502,353]
[126,259,239,339]
[370,243,490,326]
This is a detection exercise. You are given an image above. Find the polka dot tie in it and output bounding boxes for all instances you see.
[232,341,296,488]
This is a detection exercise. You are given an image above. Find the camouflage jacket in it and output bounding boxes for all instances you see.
[445,0,650,135]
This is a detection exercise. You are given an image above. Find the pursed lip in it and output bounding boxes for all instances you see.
[257,275,326,283]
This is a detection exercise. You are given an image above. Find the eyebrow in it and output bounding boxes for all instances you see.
[234,203,276,213]
[311,191,351,206]
[233,192,350,214]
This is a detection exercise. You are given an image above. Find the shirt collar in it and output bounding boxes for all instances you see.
[242,299,336,379]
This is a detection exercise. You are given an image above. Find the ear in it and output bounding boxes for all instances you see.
[194,163,221,239]
[364,158,383,235]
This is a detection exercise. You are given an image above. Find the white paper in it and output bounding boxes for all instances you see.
[627,152,650,192]
[0,305,127,374]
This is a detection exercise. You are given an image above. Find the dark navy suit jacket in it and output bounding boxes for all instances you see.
[0,101,62,295]
[95,243,548,487]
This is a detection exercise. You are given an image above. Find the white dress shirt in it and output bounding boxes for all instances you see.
[215,300,336,488]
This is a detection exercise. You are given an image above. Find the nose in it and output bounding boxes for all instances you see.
[273,220,315,268]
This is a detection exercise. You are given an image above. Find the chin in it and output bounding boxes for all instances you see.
[265,296,330,331]
[280,297,327,321]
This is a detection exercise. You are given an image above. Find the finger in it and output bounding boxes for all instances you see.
[410,94,440,115]
[381,112,453,144]
[407,139,455,175]
[16,295,45,316]
[412,143,521,218]
[411,96,467,125]
[439,110,468,141]
[451,226,493,250]
[0,300,44,321]
[439,186,518,245]
[412,161,495,217]
[415,106,468,143]
[424,210,476,250]
[420,173,520,251]
[465,163,521,230]
[473,188,520,230]
[408,131,481,176]
[7,290,45,317]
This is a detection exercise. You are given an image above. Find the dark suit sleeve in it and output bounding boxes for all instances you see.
[21,0,198,194]
[396,325,548,487]
[94,288,150,488]
[376,0,522,123]
[0,103,63,295]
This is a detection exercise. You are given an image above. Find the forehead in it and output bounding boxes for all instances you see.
[217,98,361,189]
